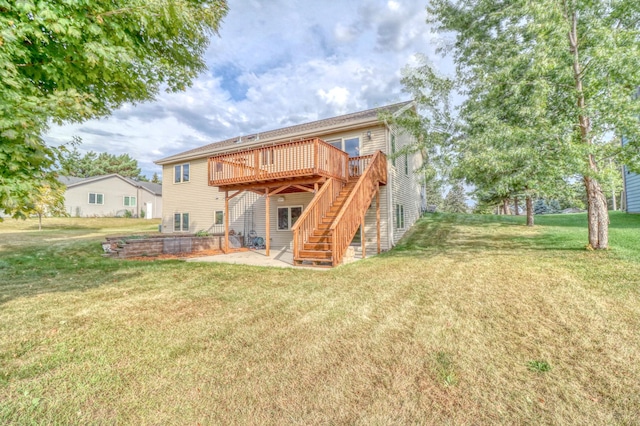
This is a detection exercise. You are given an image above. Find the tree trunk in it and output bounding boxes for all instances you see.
[584,176,609,249]
[526,197,534,226]
[569,9,609,249]
[514,197,520,215]
[611,187,617,211]
[503,199,511,215]
[38,213,42,231]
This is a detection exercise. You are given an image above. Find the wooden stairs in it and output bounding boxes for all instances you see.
[296,181,357,266]
[293,151,387,267]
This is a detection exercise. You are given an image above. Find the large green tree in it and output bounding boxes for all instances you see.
[58,147,144,179]
[427,0,640,249]
[0,0,227,217]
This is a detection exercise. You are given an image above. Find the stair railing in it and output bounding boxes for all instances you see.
[329,151,387,266]
[292,177,344,260]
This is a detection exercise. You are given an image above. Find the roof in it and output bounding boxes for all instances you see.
[155,100,414,165]
[58,174,162,196]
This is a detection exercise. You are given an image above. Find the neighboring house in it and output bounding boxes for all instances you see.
[623,166,640,213]
[59,174,163,218]
[622,136,640,213]
[155,101,423,266]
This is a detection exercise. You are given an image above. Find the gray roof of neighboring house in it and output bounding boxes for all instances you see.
[155,100,414,165]
[58,174,162,196]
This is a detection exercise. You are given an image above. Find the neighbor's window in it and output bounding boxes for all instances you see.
[277,206,303,231]
[214,210,224,225]
[174,163,190,183]
[124,196,136,207]
[174,213,190,232]
[391,134,396,167]
[88,193,104,205]
[395,204,405,229]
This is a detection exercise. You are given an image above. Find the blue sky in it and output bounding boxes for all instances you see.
[45,0,450,178]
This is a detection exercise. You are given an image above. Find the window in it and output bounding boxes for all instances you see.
[174,163,190,183]
[124,196,136,207]
[214,161,223,173]
[395,204,405,229]
[277,206,303,231]
[327,137,360,157]
[88,193,104,205]
[404,153,409,175]
[214,210,224,225]
[174,213,189,232]
[391,134,396,167]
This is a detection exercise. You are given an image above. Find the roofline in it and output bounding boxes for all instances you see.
[64,173,162,196]
[155,100,415,165]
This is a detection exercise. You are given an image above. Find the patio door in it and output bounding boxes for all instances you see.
[329,137,360,158]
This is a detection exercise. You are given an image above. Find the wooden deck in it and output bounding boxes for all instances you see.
[208,138,349,192]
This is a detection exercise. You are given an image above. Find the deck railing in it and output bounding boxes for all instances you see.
[208,138,349,187]
[291,177,344,260]
[330,151,387,266]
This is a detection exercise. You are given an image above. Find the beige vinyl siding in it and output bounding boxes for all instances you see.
[387,126,422,246]
[160,122,405,251]
[64,176,161,218]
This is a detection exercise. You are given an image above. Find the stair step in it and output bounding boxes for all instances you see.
[298,250,332,259]
[309,235,331,243]
[303,242,331,251]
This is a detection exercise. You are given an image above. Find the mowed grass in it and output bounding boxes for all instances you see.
[1,214,639,424]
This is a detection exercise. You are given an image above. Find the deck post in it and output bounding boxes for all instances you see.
[361,210,366,259]
[224,190,229,253]
[265,188,270,256]
[314,138,319,174]
[376,183,381,254]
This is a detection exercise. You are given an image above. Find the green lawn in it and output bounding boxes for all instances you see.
[1,214,639,424]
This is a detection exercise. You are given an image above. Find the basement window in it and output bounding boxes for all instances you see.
[395,204,405,229]
[277,206,302,231]
[214,210,224,225]
[174,213,189,232]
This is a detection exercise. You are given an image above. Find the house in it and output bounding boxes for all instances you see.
[622,136,640,213]
[155,101,424,266]
[59,174,163,218]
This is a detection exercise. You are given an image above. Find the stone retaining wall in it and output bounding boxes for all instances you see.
[103,234,224,258]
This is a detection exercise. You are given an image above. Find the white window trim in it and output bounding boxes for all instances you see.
[174,212,190,232]
[88,193,104,205]
[277,205,303,231]
[395,204,405,230]
[214,210,224,225]
[174,163,190,184]
[124,196,137,207]
[326,136,361,157]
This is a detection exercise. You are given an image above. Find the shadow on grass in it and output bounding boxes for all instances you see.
[0,239,177,306]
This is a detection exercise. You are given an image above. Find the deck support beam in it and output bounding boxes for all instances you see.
[224,191,229,253]
[265,188,270,256]
[376,183,381,254]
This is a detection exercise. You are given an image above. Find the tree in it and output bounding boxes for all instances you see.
[426,0,640,249]
[151,172,162,184]
[443,182,468,213]
[59,148,143,179]
[24,182,67,230]
[0,0,228,218]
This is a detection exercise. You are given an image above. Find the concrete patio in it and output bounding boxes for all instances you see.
[187,247,368,268]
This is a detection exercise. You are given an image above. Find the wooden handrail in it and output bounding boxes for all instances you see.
[329,151,387,266]
[291,178,344,260]
[208,138,349,186]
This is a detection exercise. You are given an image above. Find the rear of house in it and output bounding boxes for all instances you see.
[155,101,424,266]
[622,136,640,213]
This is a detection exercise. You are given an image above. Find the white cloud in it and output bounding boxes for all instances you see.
[46,0,452,178]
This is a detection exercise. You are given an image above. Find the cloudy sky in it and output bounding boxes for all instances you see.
[45,0,450,178]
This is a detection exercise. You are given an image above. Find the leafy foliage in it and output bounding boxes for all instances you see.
[442,183,467,213]
[425,0,640,248]
[0,0,228,217]
[58,147,143,179]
